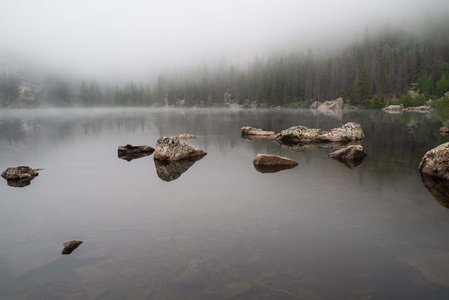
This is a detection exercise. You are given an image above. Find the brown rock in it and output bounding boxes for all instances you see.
[2,166,40,187]
[118,144,154,161]
[173,134,199,140]
[328,145,367,160]
[419,142,449,181]
[241,127,275,137]
[253,154,298,168]
[62,240,83,255]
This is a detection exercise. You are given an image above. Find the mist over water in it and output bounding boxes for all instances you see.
[1,0,448,81]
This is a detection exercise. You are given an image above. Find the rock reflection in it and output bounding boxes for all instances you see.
[420,173,449,209]
[253,164,297,173]
[118,152,152,162]
[154,155,206,182]
[330,157,365,169]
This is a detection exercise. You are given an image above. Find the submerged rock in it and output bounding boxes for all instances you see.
[168,258,210,290]
[276,122,365,145]
[61,240,83,255]
[154,155,206,182]
[118,144,155,161]
[328,145,367,160]
[153,137,207,161]
[1,166,40,187]
[241,127,276,138]
[420,173,449,209]
[419,142,449,181]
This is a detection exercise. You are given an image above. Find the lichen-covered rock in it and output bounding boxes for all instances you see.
[322,122,366,142]
[276,122,365,144]
[153,137,207,161]
[62,240,83,255]
[318,97,344,110]
[2,166,39,181]
[241,127,275,137]
[328,145,367,159]
[419,142,449,181]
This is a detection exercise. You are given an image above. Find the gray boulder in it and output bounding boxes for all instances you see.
[276,122,365,145]
[153,137,207,161]
[419,142,449,181]
[318,97,344,110]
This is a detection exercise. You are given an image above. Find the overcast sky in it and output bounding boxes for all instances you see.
[1,0,448,81]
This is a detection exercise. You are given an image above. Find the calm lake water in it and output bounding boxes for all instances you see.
[1,107,449,299]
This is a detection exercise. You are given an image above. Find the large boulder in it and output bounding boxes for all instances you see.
[241,127,275,137]
[419,142,449,181]
[318,97,344,110]
[153,137,207,161]
[276,122,365,145]
[328,145,366,160]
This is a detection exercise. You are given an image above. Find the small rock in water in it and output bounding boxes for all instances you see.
[1,166,41,187]
[62,240,83,255]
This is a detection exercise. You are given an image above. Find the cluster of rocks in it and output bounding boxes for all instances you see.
[382,104,433,113]
[243,122,368,172]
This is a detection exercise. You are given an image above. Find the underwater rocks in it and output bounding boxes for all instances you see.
[419,142,449,181]
[154,137,207,161]
[117,144,155,161]
[1,166,40,187]
[154,155,206,182]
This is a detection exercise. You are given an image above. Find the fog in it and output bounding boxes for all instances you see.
[1,0,448,82]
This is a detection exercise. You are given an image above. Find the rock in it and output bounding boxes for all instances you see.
[420,173,449,209]
[318,97,344,110]
[440,121,449,135]
[153,137,207,161]
[419,142,449,181]
[221,282,252,300]
[382,104,404,111]
[154,155,205,181]
[253,154,298,166]
[404,105,433,112]
[276,122,365,145]
[328,145,367,160]
[309,101,321,109]
[62,240,83,255]
[241,127,275,137]
[253,154,298,173]
[117,144,154,161]
[173,134,199,140]
[1,166,40,187]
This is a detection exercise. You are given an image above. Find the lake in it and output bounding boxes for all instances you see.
[1,107,449,299]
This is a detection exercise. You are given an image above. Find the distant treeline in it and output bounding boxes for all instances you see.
[1,17,449,108]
